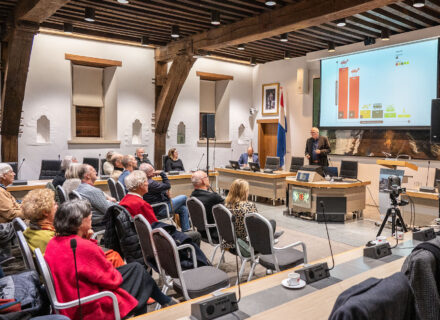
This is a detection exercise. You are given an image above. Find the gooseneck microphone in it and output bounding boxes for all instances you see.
[320,201,335,271]
[70,239,83,320]
[17,158,25,178]
[196,153,205,170]
[426,160,431,187]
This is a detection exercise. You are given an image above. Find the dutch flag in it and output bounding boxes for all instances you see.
[276,88,287,168]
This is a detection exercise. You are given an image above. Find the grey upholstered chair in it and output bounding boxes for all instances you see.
[186,197,220,263]
[212,204,251,284]
[69,190,82,200]
[152,228,229,301]
[244,212,307,281]
[56,185,68,204]
[133,214,162,275]
[151,202,175,225]
[34,248,121,319]
[16,230,36,271]
[107,178,118,200]
[12,217,27,232]
[115,181,126,201]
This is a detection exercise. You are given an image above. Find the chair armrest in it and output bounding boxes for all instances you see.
[55,291,121,320]
[91,230,105,240]
[205,223,217,229]
[177,243,197,268]
[274,241,308,264]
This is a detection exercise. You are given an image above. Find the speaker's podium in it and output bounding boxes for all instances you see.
[376,159,418,172]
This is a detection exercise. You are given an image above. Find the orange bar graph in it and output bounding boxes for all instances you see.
[338,68,348,119]
[349,76,359,119]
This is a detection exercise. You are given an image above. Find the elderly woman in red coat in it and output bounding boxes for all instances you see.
[44,199,176,320]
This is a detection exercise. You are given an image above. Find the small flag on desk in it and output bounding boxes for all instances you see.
[277,88,287,168]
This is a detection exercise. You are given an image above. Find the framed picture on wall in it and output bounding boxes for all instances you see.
[262,83,279,116]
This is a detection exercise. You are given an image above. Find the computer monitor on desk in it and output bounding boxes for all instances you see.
[249,162,260,172]
[265,156,280,171]
[340,161,358,179]
[300,165,325,178]
[229,160,240,170]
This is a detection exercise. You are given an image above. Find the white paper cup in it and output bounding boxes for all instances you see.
[395,232,404,240]
[288,272,300,286]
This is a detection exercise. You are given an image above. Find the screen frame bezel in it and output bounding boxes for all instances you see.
[318,38,440,131]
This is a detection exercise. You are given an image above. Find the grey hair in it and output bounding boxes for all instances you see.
[191,171,205,187]
[78,164,92,180]
[65,163,82,179]
[125,170,147,191]
[122,155,134,168]
[139,163,153,175]
[61,155,76,171]
[53,199,92,236]
[0,163,13,178]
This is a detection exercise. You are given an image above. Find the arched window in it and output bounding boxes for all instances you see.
[132,119,142,145]
[36,115,50,143]
[177,121,185,144]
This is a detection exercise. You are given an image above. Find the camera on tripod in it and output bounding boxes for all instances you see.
[384,175,408,206]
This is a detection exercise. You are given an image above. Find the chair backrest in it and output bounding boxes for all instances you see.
[69,190,82,200]
[186,197,208,231]
[39,160,62,180]
[16,230,36,270]
[244,213,274,255]
[83,158,99,174]
[107,178,118,199]
[56,185,68,204]
[162,155,169,171]
[12,217,27,232]
[34,248,58,310]
[133,215,159,271]
[290,157,304,172]
[212,204,236,245]
[340,160,358,179]
[6,162,18,175]
[265,156,280,170]
[152,228,182,279]
[115,181,126,201]
[101,159,106,175]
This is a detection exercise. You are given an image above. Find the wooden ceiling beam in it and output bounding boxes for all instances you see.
[14,0,70,23]
[156,0,401,62]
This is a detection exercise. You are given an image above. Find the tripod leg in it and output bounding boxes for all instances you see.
[376,208,392,237]
[391,209,396,236]
[395,209,408,232]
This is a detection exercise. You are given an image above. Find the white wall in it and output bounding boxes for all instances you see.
[166,58,254,171]
[252,24,440,206]
[19,34,156,179]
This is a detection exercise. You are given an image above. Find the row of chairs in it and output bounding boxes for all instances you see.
[12,217,121,319]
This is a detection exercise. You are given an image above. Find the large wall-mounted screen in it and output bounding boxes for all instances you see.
[320,39,438,128]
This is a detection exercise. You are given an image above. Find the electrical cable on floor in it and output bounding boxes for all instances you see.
[366,185,382,217]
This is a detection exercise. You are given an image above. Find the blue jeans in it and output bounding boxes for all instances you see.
[157,195,191,231]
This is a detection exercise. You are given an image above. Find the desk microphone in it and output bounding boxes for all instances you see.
[17,158,25,177]
[426,160,431,187]
[58,154,61,161]
[320,201,335,271]
[70,239,83,320]
[382,151,392,158]
[328,156,333,168]
[196,153,205,171]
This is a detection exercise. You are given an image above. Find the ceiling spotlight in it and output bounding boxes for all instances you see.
[328,41,335,53]
[63,22,73,33]
[284,51,292,60]
[381,29,390,41]
[117,0,129,3]
[211,11,220,25]
[141,36,149,46]
[336,18,346,27]
[413,0,425,7]
[265,1,276,6]
[84,7,95,22]
[250,57,257,66]
[171,25,180,38]
[237,44,245,50]
[364,36,376,46]
[280,33,288,42]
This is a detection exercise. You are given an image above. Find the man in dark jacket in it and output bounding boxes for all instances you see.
[135,147,152,168]
[305,127,331,167]
[139,163,191,232]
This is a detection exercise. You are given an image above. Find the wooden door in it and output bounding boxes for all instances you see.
[258,119,278,168]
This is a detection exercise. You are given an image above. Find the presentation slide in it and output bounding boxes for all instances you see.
[320,39,438,128]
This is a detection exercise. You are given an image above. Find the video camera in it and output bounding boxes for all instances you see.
[385,175,408,206]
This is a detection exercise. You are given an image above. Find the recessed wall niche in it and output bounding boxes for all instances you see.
[177,121,185,144]
[132,119,142,145]
[36,115,50,143]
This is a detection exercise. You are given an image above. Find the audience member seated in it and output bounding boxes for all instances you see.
[61,163,82,196]
[0,163,23,263]
[45,199,176,320]
[135,147,152,167]
[140,163,191,232]
[76,164,116,229]
[164,148,185,172]
[110,153,124,181]
[103,151,115,175]
[52,156,77,188]
[118,155,138,189]
[238,147,259,167]
[118,171,206,266]
[190,171,224,240]
[225,179,282,252]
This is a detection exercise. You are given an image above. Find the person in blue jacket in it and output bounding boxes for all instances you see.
[238,147,259,167]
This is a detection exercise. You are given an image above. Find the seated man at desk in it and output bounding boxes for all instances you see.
[139,163,191,232]
[135,147,152,167]
[238,147,259,167]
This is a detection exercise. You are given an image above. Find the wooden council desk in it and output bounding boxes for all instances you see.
[401,189,439,226]
[7,172,218,200]
[286,178,371,220]
[135,236,414,320]
[216,168,295,206]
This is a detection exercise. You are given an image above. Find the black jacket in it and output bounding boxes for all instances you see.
[143,172,170,214]
[51,170,66,188]
[136,156,152,168]
[305,136,331,166]
[165,158,184,172]
[190,189,224,224]
[103,204,210,269]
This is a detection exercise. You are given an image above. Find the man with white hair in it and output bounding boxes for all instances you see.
[135,147,152,168]
[305,127,331,167]
[139,163,191,232]
[190,171,224,225]
[0,163,23,263]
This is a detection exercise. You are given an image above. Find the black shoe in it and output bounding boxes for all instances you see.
[274,231,284,239]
